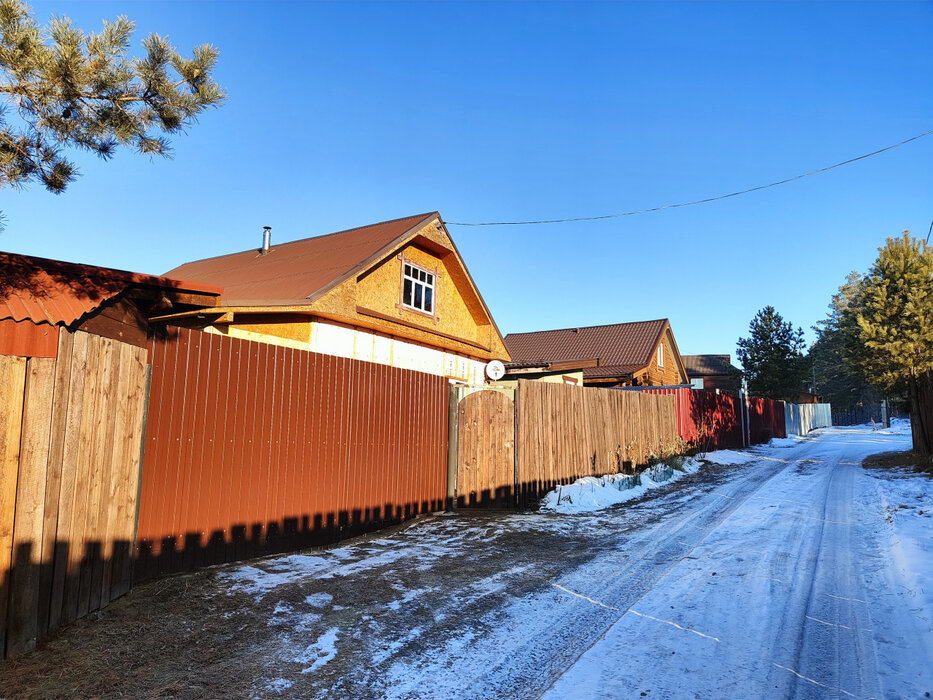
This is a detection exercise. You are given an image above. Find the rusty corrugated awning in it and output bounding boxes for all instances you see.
[0,251,222,327]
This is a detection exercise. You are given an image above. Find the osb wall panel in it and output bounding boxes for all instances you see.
[136,326,449,580]
[310,222,509,361]
[228,312,313,343]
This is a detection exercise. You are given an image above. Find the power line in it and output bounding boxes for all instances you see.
[446,128,933,227]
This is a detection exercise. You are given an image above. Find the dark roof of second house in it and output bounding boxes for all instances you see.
[504,319,670,378]
[682,354,736,376]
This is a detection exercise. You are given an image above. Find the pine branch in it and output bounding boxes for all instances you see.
[0,0,225,196]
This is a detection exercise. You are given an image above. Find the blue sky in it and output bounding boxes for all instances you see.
[3,1,931,360]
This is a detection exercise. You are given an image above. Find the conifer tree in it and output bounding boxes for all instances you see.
[810,271,878,410]
[842,232,933,453]
[736,306,809,401]
[0,0,225,222]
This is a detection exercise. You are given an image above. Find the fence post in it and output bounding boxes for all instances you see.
[445,384,459,511]
[513,382,520,509]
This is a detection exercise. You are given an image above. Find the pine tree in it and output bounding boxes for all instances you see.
[843,232,933,453]
[810,271,879,410]
[736,306,809,401]
[0,0,225,222]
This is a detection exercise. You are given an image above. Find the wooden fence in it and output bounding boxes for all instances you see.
[0,331,149,656]
[135,327,449,580]
[455,381,678,508]
[455,389,515,507]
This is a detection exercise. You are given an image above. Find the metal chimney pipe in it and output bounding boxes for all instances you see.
[261,226,272,254]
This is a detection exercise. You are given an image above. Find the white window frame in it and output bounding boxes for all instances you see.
[402,261,436,315]
[657,343,664,368]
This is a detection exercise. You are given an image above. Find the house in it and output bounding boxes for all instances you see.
[504,319,688,388]
[158,213,510,384]
[682,354,742,394]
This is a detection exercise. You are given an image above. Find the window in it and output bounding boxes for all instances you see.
[657,343,664,368]
[402,262,435,314]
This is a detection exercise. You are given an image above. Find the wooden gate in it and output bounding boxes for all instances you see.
[454,381,679,510]
[455,389,514,507]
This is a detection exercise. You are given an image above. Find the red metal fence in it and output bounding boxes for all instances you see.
[643,387,785,450]
[135,327,448,581]
[748,396,786,444]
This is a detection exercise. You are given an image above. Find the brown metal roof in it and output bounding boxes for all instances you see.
[504,319,669,378]
[0,251,222,327]
[164,213,438,304]
[682,354,736,376]
[581,363,647,378]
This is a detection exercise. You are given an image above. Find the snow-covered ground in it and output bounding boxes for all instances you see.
[215,420,931,699]
[539,458,704,513]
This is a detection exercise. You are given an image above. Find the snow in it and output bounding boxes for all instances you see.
[540,459,702,513]
[698,448,755,466]
[214,420,932,699]
[767,435,807,448]
[264,678,293,693]
[295,627,340,673]
[544,422,933,699]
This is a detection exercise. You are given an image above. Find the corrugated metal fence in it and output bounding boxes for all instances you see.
[644,387,743,450]
[784,403,832,436]
[641,387,786,449]
[135,327,449,580]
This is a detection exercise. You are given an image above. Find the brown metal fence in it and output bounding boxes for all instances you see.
[135,327,449,580]
[0,331,149,657]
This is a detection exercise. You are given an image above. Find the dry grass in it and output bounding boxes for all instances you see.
[0,568,275,699]
[862,449,933,476]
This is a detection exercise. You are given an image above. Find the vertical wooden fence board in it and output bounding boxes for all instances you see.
[112,345,148,598]
[63,333,100,624]
[7,357,56,655]
[280,347,298,548]
[36,330,73,635]
[86,337,121,613]
[48,331,88,631]
[98,342,132,608]
[0,355,27,658]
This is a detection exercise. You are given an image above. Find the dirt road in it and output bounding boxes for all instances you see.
[2,423,929,699]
